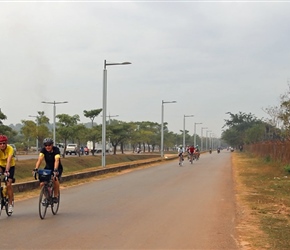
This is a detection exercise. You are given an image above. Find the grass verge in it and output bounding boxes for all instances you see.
[233,151,290,249]
[15,153,161,183]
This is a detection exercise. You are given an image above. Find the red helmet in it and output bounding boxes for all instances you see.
[0,134,8,142]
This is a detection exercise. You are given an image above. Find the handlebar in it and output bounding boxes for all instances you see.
[0,173,9,182]
[33,170,38,180]
[33,169,58,181]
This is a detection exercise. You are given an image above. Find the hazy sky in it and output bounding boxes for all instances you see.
[1,1,290,138]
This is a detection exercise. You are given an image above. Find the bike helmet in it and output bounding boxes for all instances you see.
[43,138,53,145]
[0,134,8,142]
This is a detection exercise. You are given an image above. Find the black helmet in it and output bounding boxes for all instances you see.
[43,138,53,145]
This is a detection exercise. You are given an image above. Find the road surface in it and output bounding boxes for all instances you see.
[1,150,239,249]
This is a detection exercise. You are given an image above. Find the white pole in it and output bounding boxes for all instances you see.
[102,61,107,167]
[161,100,164,158]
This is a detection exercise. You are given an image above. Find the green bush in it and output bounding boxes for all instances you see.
[284,164,290,173]
[264,155,271,162]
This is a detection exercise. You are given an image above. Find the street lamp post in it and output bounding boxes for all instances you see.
[183,115,194,150]
[161,100,176,158]
[206,130,211,151]
[102,60,131,167]
[194,122,202,146]
[29,115,39,151]
[200,127,208,152]
[42,101,68,144]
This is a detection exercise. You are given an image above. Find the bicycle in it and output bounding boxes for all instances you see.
[0,173,14,217]
[33,169,60,220]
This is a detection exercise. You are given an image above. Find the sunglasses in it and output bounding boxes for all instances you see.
[0,142,7,145]
[44,144,52,147]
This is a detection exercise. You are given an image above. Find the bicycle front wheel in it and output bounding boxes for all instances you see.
[51,190,60,215]
[39,186,48,219]
[5,198,12,216]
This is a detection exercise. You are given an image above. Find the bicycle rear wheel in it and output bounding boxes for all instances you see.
[51,190,60,215]
[39,186,48,219]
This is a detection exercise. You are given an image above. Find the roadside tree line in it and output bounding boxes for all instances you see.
[0,108,208,156]
[221,84,290,148]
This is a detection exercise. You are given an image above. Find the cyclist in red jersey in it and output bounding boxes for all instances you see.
[189,145,195,163]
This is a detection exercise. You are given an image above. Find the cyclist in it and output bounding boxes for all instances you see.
[195,145,200,160]
[0,134,15,213]
[188,145,195,163]
[34,138,63,203]
[178,145,184,166]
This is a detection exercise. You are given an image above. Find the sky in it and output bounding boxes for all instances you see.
[1,0,290,138]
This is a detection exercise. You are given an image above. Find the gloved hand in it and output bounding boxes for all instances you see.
[32,169,38,179]
[53,169,59,176]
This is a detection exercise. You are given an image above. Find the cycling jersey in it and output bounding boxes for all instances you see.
[0,144,15,167]
[189,147,195,154]
[39,146,63,174]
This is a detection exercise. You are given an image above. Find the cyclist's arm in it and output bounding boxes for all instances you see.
[54,154,61,170]
[35,153,44,170]
[5,154,13,172]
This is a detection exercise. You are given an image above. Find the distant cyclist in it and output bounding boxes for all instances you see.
[178,145,184,166]
[0,135,15,213]
[195,145,200,160]
[189,145,195,163]
[34,138,63,203]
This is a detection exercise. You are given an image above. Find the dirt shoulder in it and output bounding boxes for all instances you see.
[232,151,290,249]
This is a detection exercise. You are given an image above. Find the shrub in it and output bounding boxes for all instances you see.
[284,164,290,173]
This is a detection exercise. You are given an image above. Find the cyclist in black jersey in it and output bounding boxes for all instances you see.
[34,138,63,202]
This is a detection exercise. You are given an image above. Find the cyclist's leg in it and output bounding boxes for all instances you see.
[53,169,62,198]
[53,179,60,197]
[6,167,15,205]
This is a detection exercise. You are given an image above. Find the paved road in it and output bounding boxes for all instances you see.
[1,150,239,249]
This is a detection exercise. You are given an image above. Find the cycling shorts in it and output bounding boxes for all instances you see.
[0,166,15,179]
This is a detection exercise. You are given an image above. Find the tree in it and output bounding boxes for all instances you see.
[0,109,15,140]
[73,124,89,156]
[83,109,102,155]
[138,121,160,152]
[0,108,7,124]
[21,111,51,148]
[83,109,102,128]
[20,120,37,147]
[107,121,128,154]
[245,124,266,144]
[222,112,263,146]
[56,114,80,157]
